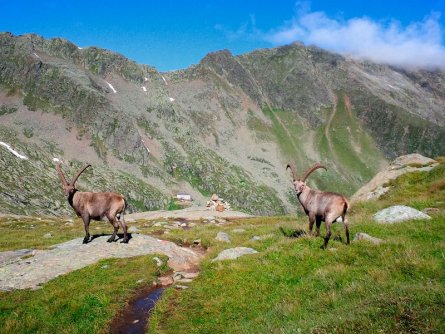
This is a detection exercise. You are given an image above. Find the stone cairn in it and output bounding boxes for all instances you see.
[206,194,231,212]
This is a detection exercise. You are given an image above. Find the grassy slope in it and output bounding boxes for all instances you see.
[315,93,386,195]
[261,93,386,197]
[150,162,445,333]
[0,162,443,333]
[0,254,169,334]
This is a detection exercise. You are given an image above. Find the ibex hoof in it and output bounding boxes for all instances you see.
[121,238,129,244]
[107,237,115,242]
[82,238,89,244]
[320,244,327,250]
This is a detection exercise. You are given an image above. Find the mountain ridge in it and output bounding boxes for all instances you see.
[0,32,444,216]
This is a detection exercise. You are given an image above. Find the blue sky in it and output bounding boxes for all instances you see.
[1,1,444,71]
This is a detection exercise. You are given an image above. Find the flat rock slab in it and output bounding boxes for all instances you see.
[126,207,253,222]
[373,205,431,224]
[212,247,258,262]
[0,249,35,266]
[0,234,201,291]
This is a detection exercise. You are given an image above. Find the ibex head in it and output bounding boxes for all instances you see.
[286,162,327,195]
[56,164,91,197]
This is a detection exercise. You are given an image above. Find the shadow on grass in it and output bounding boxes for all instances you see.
[279,226,306,238]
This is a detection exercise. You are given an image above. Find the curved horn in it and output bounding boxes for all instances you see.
[286,163,298,181]
[302,163,327,182]
[71,164,91,185]
[56,164,68,186]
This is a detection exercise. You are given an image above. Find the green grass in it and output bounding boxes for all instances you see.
[0,253,169,334]
[149,216,444,333]
[0,163,444,333]
[148,162,445,333]
[315,93,386,194]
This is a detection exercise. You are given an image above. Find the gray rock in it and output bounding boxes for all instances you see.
[43,233,53,239]
[152,256,163,267]
[251,236,261,241]
[128,226,140,233]
[373,205,431,224]
[215,231,231,243]
[0,234,201,290]
[354,232,384,245]
[0,249,34,266]
[212,247,258,262]
[175,285,189,289]
[175,278,194,283]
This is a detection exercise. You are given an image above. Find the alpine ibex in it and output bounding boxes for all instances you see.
[56,164,129,244]
[287,163,350,249]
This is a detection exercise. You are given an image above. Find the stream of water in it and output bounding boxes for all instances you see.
[109,286,165,334]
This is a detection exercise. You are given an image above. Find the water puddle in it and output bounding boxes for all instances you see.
[109,285,165,334]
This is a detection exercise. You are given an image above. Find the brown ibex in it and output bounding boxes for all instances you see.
[287,163,350,249]
[56,164,129,244]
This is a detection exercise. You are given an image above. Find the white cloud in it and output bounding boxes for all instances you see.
[262,8,445,69]
[219,3,445,69]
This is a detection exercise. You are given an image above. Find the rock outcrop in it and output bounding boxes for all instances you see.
[351,154,438,203]
[0,234,202,290]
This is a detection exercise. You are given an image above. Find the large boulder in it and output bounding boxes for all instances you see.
[212,247,258,262]
[373,205,431,224]
[351,154,437,203]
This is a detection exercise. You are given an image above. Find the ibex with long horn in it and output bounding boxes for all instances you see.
[56,164,129,244]
[287,163,350,249]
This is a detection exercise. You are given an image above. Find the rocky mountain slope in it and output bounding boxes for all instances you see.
[0,32,444,216]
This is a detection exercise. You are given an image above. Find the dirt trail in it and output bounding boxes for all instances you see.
[324,96,342,173]
[324,95,352,181]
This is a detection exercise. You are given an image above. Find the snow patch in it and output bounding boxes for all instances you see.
[52,157,62,163]
[141,139,151,154]
[33,52,40,59]
[144,77,149,82]
[0,142,28,160]
[162,76,168,85]
[142,86,147,92]
[105,81,117,93]
[169,97,175,102]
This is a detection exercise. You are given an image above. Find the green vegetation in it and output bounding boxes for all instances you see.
[0,128,168,216]
[149,162,445,333]
[315,93,386,195]
[262,106,305,163]
[0,254,168,334]
[0,162,444,333]
[0,105,17,115]
[163,139,286,215]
